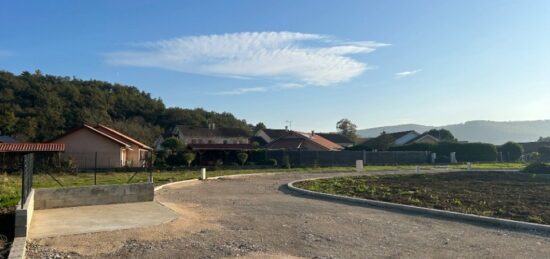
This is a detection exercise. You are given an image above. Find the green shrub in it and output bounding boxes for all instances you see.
[390,142,497,162]
[282,155,291,169]
[237,152,248,166]
[183,152,196,167]
[499,142,523,162]
[522,163,550,174]
[268,158,278,167]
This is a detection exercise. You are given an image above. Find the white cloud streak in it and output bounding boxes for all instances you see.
[106,32,388,88]
[395,69,421,79]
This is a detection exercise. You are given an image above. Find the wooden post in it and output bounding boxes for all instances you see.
[94,152,97,185]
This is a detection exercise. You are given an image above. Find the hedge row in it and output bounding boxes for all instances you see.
[389,142,498,162]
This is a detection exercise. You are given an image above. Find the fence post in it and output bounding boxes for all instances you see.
[148,153,153,183]
[94,152,97,185]
[299,149,302,167]
[363,150,366,165]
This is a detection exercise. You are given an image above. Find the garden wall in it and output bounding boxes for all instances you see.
[33,182,154,210]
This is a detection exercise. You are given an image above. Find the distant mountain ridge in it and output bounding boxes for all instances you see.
[357,120,550,144]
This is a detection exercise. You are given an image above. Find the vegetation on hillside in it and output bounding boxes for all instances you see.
[0,70,250,144]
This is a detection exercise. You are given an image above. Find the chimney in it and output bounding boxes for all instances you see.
[285,126,289,131]
[311,130,315,136]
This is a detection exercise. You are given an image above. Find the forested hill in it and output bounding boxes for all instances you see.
[0,70,250,144]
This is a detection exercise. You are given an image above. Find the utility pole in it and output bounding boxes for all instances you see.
[285,120,292,130]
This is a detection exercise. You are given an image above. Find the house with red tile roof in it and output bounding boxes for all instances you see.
[51,124,152,168]
[265,130,343,151]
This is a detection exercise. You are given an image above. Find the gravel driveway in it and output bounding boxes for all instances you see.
[28,171,550,258]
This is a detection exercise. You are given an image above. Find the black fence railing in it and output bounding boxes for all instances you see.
[21,153,34,208]
[248,150,430,167]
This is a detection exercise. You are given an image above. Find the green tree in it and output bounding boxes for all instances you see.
[161,137,184,152]
[253,122,267,132]
[371,131,394,151]
[499,142,523,162]
[0,70,251,143]
[0,111,17,135]
[237,152,249,166]
[183,152,196,167]
[336,118,358,142]
[426,129,457,142]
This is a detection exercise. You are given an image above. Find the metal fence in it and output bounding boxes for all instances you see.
[249,150,430,166]
[21,153,34,208]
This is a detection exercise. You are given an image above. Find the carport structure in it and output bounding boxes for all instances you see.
[0,143,65,207]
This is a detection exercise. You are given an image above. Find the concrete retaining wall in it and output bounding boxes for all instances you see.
[33,182,154,210]
[14,189,34,237]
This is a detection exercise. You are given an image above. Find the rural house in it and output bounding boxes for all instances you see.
[361,130,440,148]
[317,133,355,147]
[51,124,152,168]
[266,130,343,151]
[173,124,250,146]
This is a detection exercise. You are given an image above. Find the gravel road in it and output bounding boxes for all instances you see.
[27,171,550,258]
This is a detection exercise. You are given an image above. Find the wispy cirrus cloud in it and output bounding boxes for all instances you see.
[213,83,308,96]
[106,32,388,92]
[395,69,421,79]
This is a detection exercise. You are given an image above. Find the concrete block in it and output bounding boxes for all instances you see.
[34,183,154,209]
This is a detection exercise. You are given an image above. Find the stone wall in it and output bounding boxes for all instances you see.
[33,182,154,210]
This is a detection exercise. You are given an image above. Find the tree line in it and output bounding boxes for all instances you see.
[0,70,251,144]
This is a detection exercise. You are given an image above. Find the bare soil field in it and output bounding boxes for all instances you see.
[295,171,550,224]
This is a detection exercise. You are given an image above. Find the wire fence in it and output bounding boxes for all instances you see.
[248,150,430,167]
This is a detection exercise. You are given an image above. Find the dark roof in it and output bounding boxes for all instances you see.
[0,143,65,153]
[385,130,417,140]
[0,136,17,143]
[249,136,268,146]
[262,129,291,140]
[176,126,250,138]
[266,138,305,150]
[317,133,353,144]
[188,143,253,151]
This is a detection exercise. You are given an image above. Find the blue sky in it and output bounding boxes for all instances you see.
[1,1,549,132]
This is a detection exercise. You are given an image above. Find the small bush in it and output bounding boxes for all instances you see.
[522,163,550,174]
[268,159,278,167]
[236,152,248,166]
[282,155,291,169]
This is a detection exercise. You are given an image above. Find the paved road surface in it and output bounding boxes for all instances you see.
[28,171,550,258]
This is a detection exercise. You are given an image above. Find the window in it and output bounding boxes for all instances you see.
[223,140,228,144]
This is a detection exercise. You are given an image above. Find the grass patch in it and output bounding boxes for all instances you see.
[295,171,550,224]
[1,166,367,210]
[447,162,525,170]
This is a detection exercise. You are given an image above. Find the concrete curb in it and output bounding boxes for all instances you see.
[287,177,550,234]
[154,172,289,192]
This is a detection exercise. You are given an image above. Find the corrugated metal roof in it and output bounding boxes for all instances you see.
[0,143,65,152]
